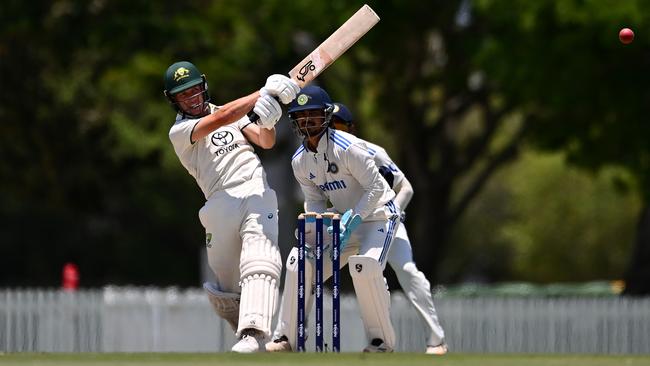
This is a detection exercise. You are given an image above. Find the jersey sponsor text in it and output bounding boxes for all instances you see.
[318,179,347,192]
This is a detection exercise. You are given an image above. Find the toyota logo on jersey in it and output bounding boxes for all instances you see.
[210,130,241,157]
[211,131,234,146]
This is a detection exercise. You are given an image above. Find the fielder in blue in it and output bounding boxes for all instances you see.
[267,86,400,353]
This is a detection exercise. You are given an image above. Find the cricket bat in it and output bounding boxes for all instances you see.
[288,4,380,87]
[250,4,380,122]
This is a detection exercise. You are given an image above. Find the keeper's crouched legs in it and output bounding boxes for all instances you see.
[349,255,396,350]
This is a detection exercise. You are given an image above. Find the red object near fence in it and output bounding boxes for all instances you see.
[62,262,79,291]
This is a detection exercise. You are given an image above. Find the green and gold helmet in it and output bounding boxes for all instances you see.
[163,61,210,116]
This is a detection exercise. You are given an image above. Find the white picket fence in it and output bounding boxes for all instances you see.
[1,287,649,353]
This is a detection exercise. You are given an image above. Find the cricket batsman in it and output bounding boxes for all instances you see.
[163,61,299,352]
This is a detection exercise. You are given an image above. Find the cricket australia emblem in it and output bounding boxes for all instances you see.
[173,67,190,82]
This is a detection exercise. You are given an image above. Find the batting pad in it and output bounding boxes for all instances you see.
[348,255,396,348]
[238,238,282,337]
[203,282,240,332]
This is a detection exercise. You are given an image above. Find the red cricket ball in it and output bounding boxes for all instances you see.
[619,28,634,44]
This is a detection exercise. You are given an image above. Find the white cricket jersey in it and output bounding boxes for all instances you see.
[169,104,266,199]
[364,141,405,188]
[291,129,396,221]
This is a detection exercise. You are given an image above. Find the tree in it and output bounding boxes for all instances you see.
[0,0,366,286]
[447,151,640,282]
[2,0,648,289]
[316,0,530,283]
[470,0,650,293]
[322,1,650,290]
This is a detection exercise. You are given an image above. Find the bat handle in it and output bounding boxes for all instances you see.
[247,110,260,123]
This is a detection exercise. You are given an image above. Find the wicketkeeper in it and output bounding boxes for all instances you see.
[267,86,401,353]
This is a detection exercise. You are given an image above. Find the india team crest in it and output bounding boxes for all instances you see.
[297,94,310,106]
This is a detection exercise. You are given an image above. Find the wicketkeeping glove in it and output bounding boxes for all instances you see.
[327,209,362,253]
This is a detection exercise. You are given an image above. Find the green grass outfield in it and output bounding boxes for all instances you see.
[1,353,649,366]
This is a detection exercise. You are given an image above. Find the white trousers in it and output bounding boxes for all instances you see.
[198,178,279,294]
[386,224,446,346]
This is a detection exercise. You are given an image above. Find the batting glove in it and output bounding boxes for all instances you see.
[253,94,282,130]
[260,74,300,104]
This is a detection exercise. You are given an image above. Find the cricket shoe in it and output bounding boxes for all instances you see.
[425,343,448,355]
[231,329,265,353]
[265,335,292,352]
[363,338,393,353]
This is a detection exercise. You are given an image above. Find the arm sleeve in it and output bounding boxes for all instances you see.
[169,118,200,153]
[292,161,328,213]
[393,176,414,211]
[347,143,389,220]
[372,147,405,187]
[372,148,410,210]
[377,166,395,187]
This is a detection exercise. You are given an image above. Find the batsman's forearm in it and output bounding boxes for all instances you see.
[218,91,260,120]
[192,91,260,141]
[257,127,276,149]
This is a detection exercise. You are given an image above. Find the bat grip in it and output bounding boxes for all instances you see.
[247,110,260,123]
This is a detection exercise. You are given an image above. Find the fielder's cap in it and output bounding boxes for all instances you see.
[332,103,353,123]
[288,85,332,114]
[164,61,204,95]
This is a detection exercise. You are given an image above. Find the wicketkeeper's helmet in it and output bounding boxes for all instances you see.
[288,85,335,138]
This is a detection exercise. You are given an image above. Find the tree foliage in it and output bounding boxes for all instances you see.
[471,0,650,292]
[1,0,648,289]
[447,151,640,282]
